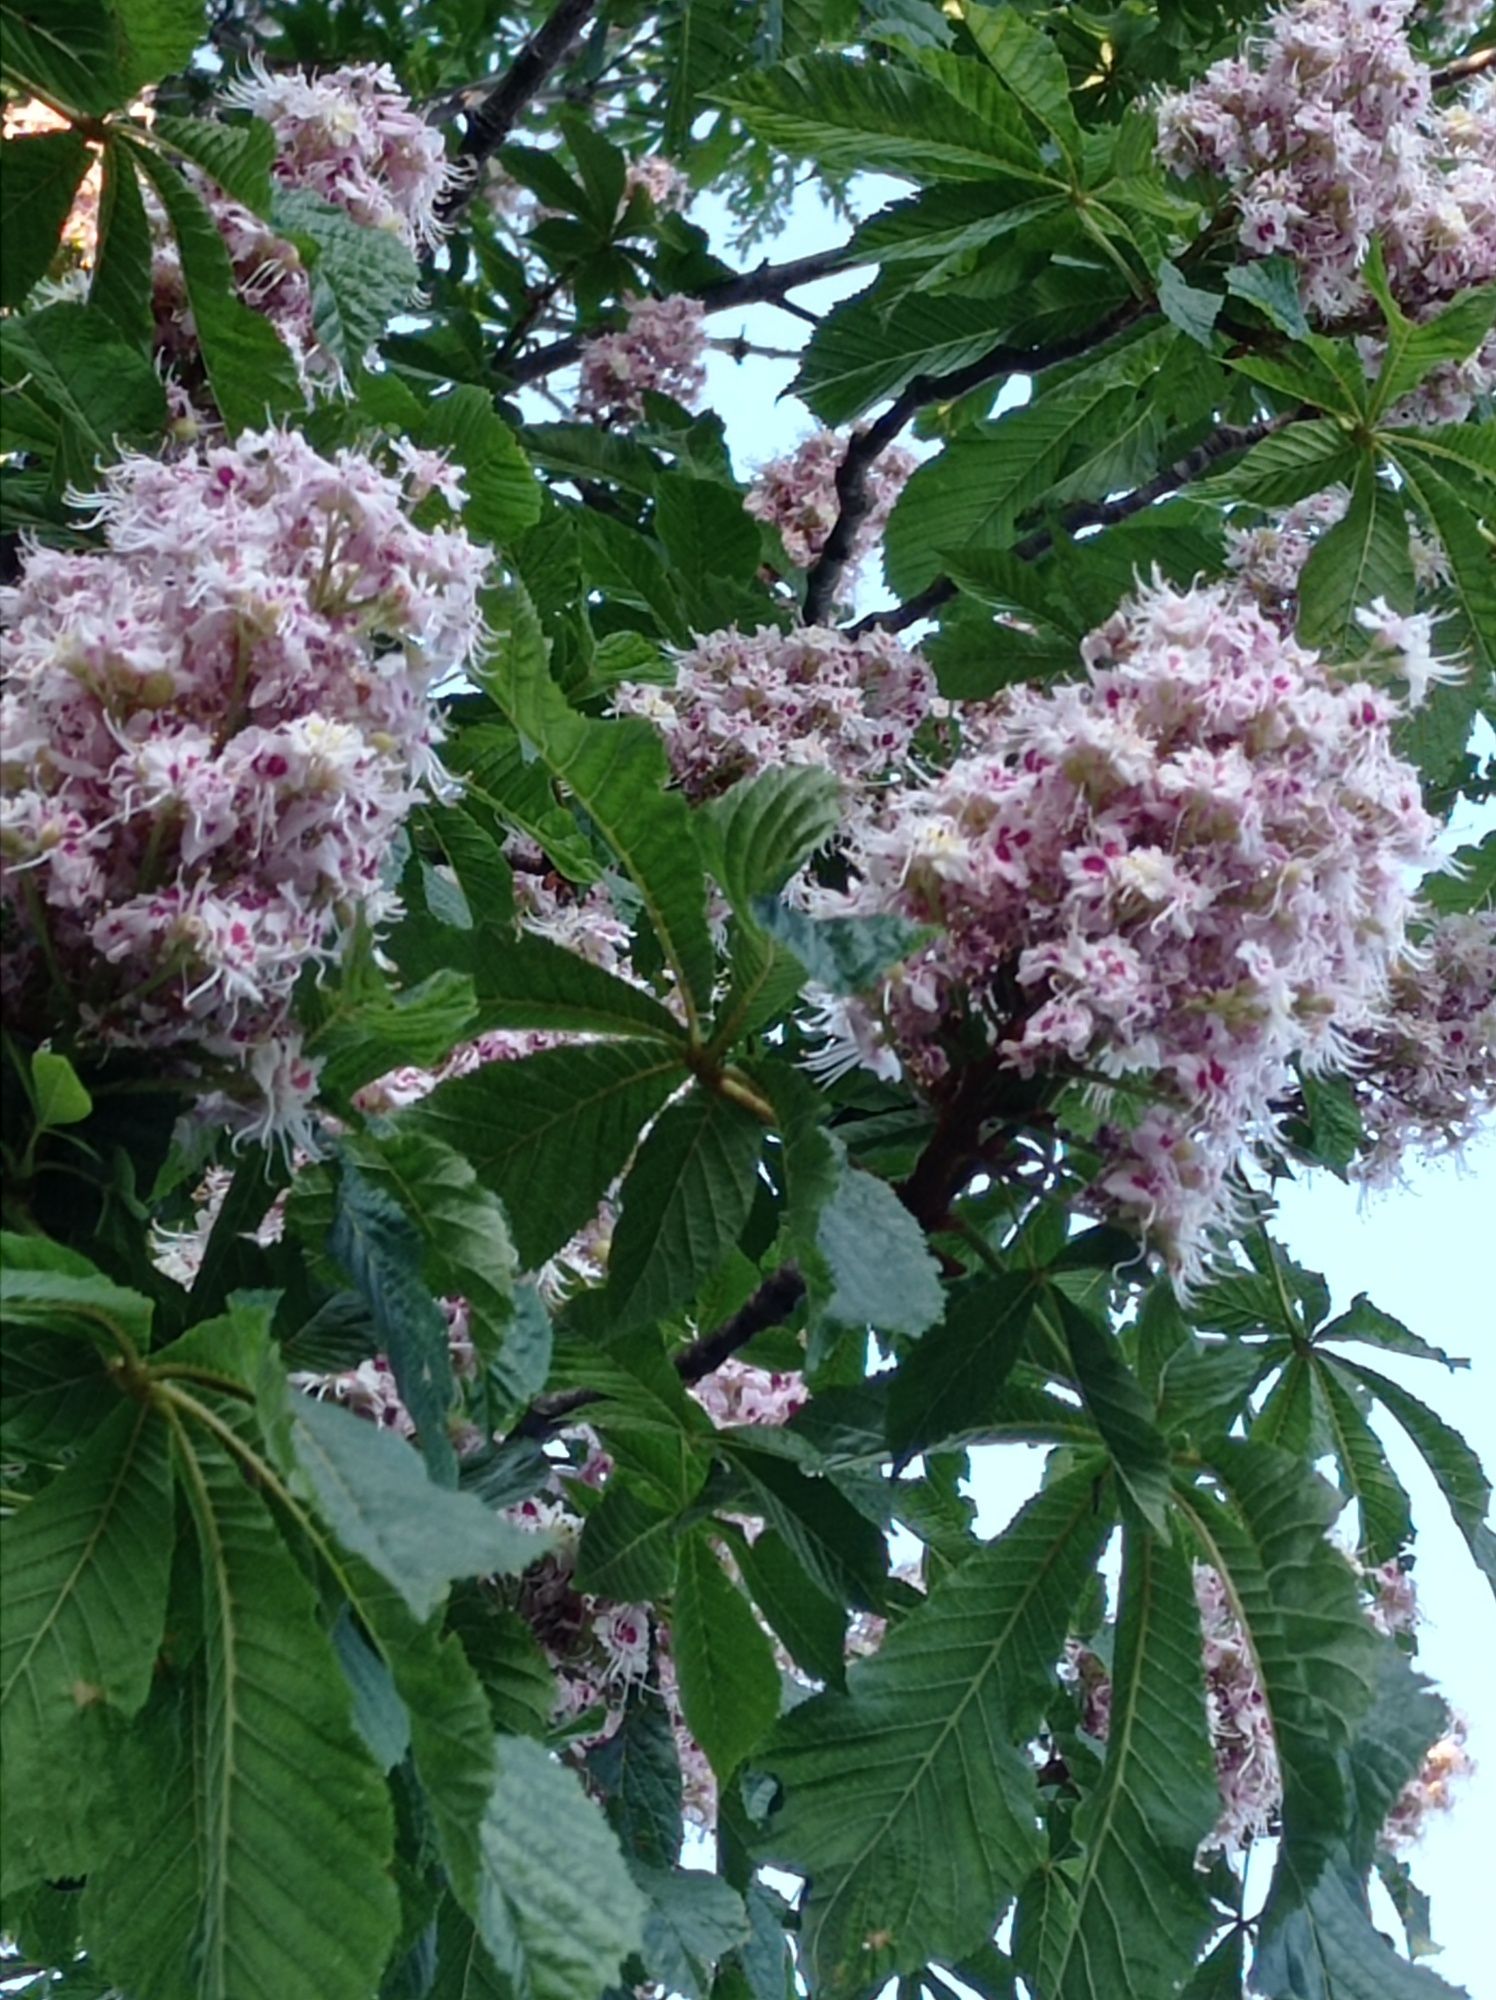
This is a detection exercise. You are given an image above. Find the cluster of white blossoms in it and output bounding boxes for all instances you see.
[1350,910,1496,1185]
[834,574,1441,1283]
[1066,1558,1466,1857]
[1157,0,1496,327]
[612,623,935,800]
[745,429,918,572]
[152,62,453,398]
[0,428,487,1149]
[576,294,707,424]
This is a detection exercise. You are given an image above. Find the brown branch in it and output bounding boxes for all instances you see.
[500,244,860,386]
[849,414,1287,637]
[800,301,1149,624]
[1431,45,1495,89]
[438,0,600,224]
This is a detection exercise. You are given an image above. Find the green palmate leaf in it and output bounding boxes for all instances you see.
[1311,1358,1414,1563]
[1023,1530,1218,2000]
[1225,256,1310,338]
[467,1734,647,1999]
[0,1233,154,1354]
[90,136,154,348]
[653,470,761,583]
[1365,280,1496,421]
[1055,1292,1173,1537]
[760,1467,1110,1996]
[720,52,1050,182]
[411,384,543,546]
[883,322,1178,593]
[886,1270,1041,1461]
[606,1087,766,1332]
[0,1323,115,1454]
[0,1402,172,1883]
[1199,417,1362,506]
[671,1529,782,1782]
[459,932,685,1042]
[700,765,843,911]
[0,0,130,115]
[411,1038,685,1269]
[310,962,478,1100]
[288,1398,540,1621]
[1173,1443,1381,1871]
[151,111,276,212]
[720,1440,890,1608]
[1342,1362,1496,1596]
[85,1427,398,2000]
[446,1585,555,1741]
[963,3,1081,164]
[478,585,714,1015]
[337,1130,518,1364]
[328,1157,459,1484]
[575,1478,681,1600]
[815,1147,944,1336]
[110,0,203,92]
[1318,1295,1465,1371]
[130,143,303,433]
[273,188,421,370]
[795,285,1034,427]
[1297,457,1414,656]
[632,1863,750,2000]
[0,129,92,307]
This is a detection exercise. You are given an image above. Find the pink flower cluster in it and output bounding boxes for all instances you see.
[224,59,457,250]
[577,295,707,424]
[1350,911,1496,1185]
[1382,1712,1474,1848]
[622,155,690,216]
[0,428,487,1148]
[612,624,935,801]
[1224,487,1351,623]
[745,430,918,572]
[841,574,1439,1283]
[1156,0,1496,323]
[690,1358,808,1428]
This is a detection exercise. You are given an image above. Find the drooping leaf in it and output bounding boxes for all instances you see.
[886,1271,1040,1461]
[670,1529,782,1783]
[1022,1529,1218,2000]
[90,134,154,348]
[606,1087,766,1332]
[1341,1363,1496,1596]
[815,1147,944,1337]
[575,1478,681,1601]
[1298,457,1414,656]
[1055,1291,1173,1538]
[0,129,92,307]
[760,1467,1112,1995]
[1311,1358,1415,1564]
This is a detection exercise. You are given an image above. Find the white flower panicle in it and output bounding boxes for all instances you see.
[841,574,1440,1284]
[745,429,918,572]
[612,623,935,801]
[1157,0,1496,338]
[0,428,488,1147]
[577,294,707,424]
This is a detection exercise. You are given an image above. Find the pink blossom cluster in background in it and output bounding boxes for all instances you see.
[622,154,690,216]
[690,1357,808,1428]
[1224,487,1352,624]
[1351,911,1496,1186]
[745,429,918,572]
[1156,0,1496,411]
[223,59,456,249]
[612,623,935,800]
[0,428,487,1150]
[838,574,1441,1283]
[1065,1558,1467,1857]
[577,294,707,424]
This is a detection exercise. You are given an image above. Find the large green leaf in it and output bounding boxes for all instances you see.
[89,134,154,348]
[1056,1291,1173,1538]
[885,1271,1040,1461]
[795,285,1036,426]
[1383,444,1496,678]
[815,1146,944,1337]
[1196,417,1361,506]
[410,1038,685,1269]
[0,129,91,306]
[468,1734,647,1999]
[963,3,1082,164]
[632,1862,750,2000]
[288,1398,540,1621]
[273,188,420,371]
[151,111,276,212]
[606,1087,766,1332]
[575,1478,681,1601]
[883,323,1177,594]
[0,0,130,114]
[87,1428,398,2000]
[129,142,303,433]
[460,933,686,1042]
[760,1467,1111,1995]
[0,1401,172,1881]
[1022,1529,1217,2000]
[1311,1358,1414,1564]
[1341,1362,1496,1596]
[0,300,165,484]
[721,53,1050,182]
[412,383,543,547]
[478,586,715,1016]
[700,764,843,911]
[670,1529,782,1783]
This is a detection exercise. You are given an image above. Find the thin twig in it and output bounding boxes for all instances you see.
[800,301,1148,623]
[849,414,1287,637]
[1430,45,1495,89]
[438,0,600,223]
